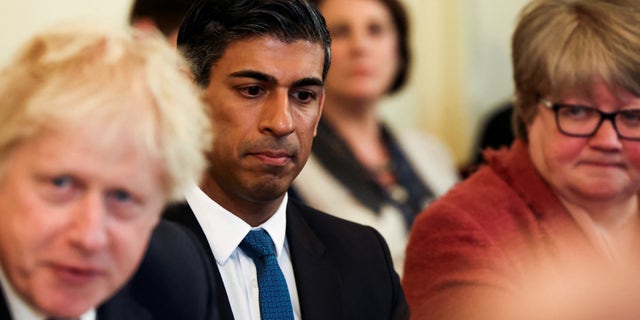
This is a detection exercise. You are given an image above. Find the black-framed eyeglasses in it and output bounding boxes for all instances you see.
[540,98,640,141]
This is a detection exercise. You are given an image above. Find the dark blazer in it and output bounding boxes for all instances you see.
[164,199,410,320]
[0,220,219,320]
[0,282,153,320]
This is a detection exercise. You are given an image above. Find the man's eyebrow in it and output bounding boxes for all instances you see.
[229,70,276,83]
[293,77,324,88]
[228,70,324,88]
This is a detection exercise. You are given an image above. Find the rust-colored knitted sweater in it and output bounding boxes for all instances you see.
[402,139,614,319]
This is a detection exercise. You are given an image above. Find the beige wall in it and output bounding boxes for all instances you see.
[0,0,132,67]
[380,0,529,166]
[0,0,530,166]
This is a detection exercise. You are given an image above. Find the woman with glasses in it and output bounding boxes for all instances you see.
[403,0,640,319]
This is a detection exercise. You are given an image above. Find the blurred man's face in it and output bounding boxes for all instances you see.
[0,125,165,317]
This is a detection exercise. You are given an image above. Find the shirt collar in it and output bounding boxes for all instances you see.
[0,260,96,320]
[185,185,288,265]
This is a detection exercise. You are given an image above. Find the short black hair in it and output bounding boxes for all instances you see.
[177,0,332,88]
[310,0,410,93]
[129,0,197,36]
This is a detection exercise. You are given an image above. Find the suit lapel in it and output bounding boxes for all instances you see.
[0,276,150,320]
[166,202,346,320]
[163,203,235,320]
[286,202,344,320]
[0,283,11,320]
[97,286,151,320]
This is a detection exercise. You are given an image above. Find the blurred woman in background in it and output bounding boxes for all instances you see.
[292,0,459,274]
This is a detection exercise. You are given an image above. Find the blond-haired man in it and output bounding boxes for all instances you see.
[0,21,216,320]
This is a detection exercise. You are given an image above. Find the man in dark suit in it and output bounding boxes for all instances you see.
[164,0,409,319]
[0,20,216,319]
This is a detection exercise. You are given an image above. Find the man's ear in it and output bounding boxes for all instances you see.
[132,18,159,34]
[179,65,197,84]
[167,29,179,47]
[312,89,325,137]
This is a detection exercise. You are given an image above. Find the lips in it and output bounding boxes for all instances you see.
[50,263,104,286]
[349,68,373,77]
[250,150,294,166]
[578,160,625,169]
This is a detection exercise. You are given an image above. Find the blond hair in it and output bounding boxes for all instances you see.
[0,20,212,201]
[512,0,640,139]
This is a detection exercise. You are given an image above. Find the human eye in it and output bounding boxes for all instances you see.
[52,175,73,189]
[618,110,640,127]
[329,24,349,38]
[558,105,595,120]
[368,22,385,36]
[109,189,132,203]
[37,174,80,204]
[291,89,318,104]
[238,85,266,98]
[106,188,142,219]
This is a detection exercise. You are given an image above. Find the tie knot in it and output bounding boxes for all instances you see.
[240,229,276,259]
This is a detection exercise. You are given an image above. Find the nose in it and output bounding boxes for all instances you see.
[350,29,368,54]
[69,192,109,253]
[259,89,295,137]
[589,118,623,150]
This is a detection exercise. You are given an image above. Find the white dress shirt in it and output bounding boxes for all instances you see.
[0,262,96,320]
[185,185,301,320]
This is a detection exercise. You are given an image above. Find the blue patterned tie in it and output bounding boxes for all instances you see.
[240,229,294,320]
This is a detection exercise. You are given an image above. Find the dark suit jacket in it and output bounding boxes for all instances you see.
[0,283,151,320]
[164,199,410,320]
[0,220,219,320]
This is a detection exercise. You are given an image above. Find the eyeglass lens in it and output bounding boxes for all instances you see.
[555,104,640,139]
